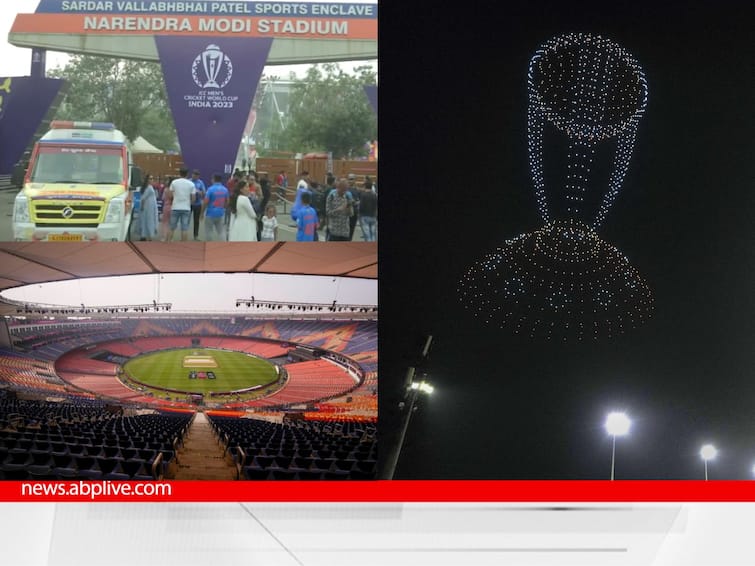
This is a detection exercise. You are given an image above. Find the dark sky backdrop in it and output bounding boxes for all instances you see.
[379,1,755,479]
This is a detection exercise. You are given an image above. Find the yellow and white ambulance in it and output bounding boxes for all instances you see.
[12,121,141,241]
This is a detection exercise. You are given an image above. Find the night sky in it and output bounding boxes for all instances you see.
[379,1,755,479]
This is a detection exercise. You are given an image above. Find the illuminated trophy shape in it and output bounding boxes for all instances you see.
[459,33,653,340]
[202,44,225,88]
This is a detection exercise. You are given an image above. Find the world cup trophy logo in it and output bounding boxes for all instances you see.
[202,45,223,88]
[192,44,233,89]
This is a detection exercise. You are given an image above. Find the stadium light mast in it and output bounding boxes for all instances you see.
[382,335,434,479]
[700,444,717,481]
[605,411,631,480]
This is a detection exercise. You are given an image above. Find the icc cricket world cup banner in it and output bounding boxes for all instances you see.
[155,36,272,181]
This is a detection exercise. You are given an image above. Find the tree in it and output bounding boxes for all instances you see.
[283,64,377,158]
[253,74,288,155]
[47,55,178,150]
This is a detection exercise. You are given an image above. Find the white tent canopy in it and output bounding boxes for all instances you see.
[1,273,376,313]
[0,242,377,315]
[131,136,162,153]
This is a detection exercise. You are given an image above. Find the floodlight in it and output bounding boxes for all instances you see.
[418,382,434,394]
[700,443,717,481]
[605,411,631,480]
[605,411,631,436]
[410,380,434,395]
[700,444,717,461]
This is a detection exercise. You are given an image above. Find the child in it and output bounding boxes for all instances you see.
[295,192,319,242]
[261,204,278,242]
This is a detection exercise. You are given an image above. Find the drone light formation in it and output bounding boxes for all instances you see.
[460,33,653,340]
[459,219,653,339]
[527,32,648,228]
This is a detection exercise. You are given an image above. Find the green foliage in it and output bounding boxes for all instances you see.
[47,55,178,150]
[282,63,377,158]
[47,58,377,158]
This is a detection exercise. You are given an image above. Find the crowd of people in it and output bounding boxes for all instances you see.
[135,167,274,242]
[287,169,378,242]
[134,167,377,243]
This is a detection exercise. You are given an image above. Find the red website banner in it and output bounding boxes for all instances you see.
[7,480,755,502]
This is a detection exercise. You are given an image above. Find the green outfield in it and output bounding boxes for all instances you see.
[123,348,278,394]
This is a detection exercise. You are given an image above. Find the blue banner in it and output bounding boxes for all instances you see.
[156,36,272,184]
[0,77,66,175]
[36,1,377,18]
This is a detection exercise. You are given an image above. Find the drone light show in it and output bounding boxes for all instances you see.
[460,32,653,340]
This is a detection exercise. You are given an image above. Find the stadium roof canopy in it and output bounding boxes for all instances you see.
[0,242,377,315]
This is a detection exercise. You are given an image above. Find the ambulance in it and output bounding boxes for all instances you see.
[12,121,142,241]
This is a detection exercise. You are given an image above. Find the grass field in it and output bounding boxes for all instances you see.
[123,349,278,394]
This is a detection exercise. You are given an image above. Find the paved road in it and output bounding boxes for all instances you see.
[0,189,370,242]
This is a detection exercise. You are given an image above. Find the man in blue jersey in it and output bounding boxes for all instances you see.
[202,174,229,241]
[296,192,319,242]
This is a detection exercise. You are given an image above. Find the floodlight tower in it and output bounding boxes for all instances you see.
[382,335,434,479]
[700,444,717,481]
[605,411,631,480]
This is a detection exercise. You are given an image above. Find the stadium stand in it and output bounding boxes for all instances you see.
[0,394,191,480]
[0,243,377,480]
[0,317,377,479]
[231,359,358,408]
[208,414,377,480]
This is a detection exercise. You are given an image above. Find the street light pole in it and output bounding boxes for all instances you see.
[392,371,420,475]
[380,367,416,479]
[381,336,434,480]
[605,411,630,481]
[700,444,716,481]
